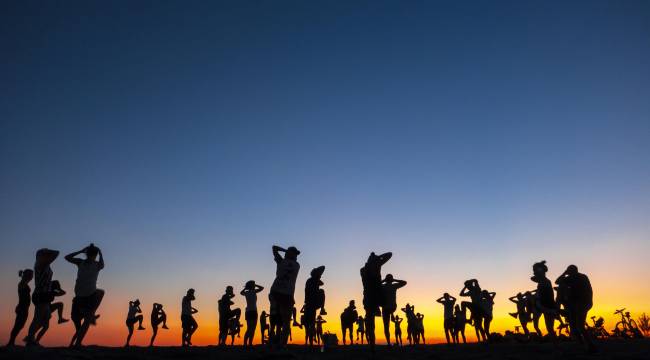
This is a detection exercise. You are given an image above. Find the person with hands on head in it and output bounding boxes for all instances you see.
[380,273,407,346]
[241,280,264,347]
[436,292,457,344]
[268,245,300,348]
[66,243,105,347]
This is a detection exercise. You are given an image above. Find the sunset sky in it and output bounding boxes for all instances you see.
[1,1,649,347]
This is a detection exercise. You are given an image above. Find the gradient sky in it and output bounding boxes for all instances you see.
[1,0,649,347]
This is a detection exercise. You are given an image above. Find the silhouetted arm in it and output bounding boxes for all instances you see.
[97,248,104,270]
[272,245,285,262]
[555,270,569,285]
[509,296,518,303]
[378,252,392,265]
[459,286,470,297]
[436,296,445,304]
[240,289,247,296]
[394,279,407,288]
[489,292,496,300]
[64,249,85,265]
[191,307,198,314]
[255,284,264,293]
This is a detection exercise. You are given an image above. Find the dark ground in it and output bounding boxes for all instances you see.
[1,340,649,360]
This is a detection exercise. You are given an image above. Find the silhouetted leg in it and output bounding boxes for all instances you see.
[8,308,28,346]
[365,310,375,349]
[533,312,542,337]
[382,310,392,346]
[50,302,68,323]
[150,324,158,346]
[125,321,135,346]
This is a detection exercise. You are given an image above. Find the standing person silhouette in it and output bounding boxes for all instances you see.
[268,245,300,348]
[360,251,392,350]
[401,303,416,345]
[125,299,146,347]
[356,316,365,344]
[259,311,269,344]
[315,315,326,345]
[303,265,327,347]
[480,290,496,339]
[509,292,530,336]
[24,248,59,347]
[381,274,407,346]
[34,280,69,344]
[459,279,486,342]
[556,265,597,352]
[340,300,358,345]
[416,313,425,344]
[7,269,33,346]
[531,261,557,341]
[181,289,198,347]
[436,293,457,344]
[241,280,264,347]
[393,315,403,346]
[149,303,168,346]
[218,286,241,346]
[453,304,467,344]
[66,244,105,347]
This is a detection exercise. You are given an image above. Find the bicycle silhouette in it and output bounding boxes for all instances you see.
[611,308,643,339]
[586,316,609,339]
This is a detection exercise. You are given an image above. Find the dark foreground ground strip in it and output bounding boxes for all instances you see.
[1,340,649,360]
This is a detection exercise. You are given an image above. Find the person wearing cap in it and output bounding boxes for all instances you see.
[181,288,198,347]
[340,300,358,345]
[66,243,105,347]
[125,299,145,346]
[381,274,407,346]
[240,280,264,346]
[218,286,241,345]
[303,265,327,347]
[268,245,300,347]
[24,248,59,346]
[556,265,596,352]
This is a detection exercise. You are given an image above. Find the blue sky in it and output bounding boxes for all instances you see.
[1,0,649,345]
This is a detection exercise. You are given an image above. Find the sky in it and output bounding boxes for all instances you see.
[1,0,649,347]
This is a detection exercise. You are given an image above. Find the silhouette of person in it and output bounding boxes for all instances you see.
[315,315,326,345]
[7,269,33,346]
[125,299,146,346]
[480,290,496,339]
[34,280,69,344]
[268,245,300,348]
[240,280,264,347]
[416,312,425,344]
[401,303,416,345]
[303,265,327,347]
[340,300,358,345]
[392,315,403,346]
[531,261,557,341]
[556,265,596,352]
[360,251,392,350]
[24,248,59,346]
[66,244,105,347]
[453,304,467,344]
[149,303,168,346]
[356,316,365,344]
[509,292,530,336]
[228,317,243,345]
[436,293,457,344]
[218,286,241,346]
[259,310,269,344]
[181,288,198,347]
[460,279,486,342]
[381,274,406,346]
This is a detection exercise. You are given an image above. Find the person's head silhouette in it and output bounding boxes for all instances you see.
[311,266,325,279]
[225,286,234,297]
[19,269,33,282]
[285,246,300,260]
[349,300,355,308]
[566,264,578,275]
[384,274,394,282]
[444,292,450,299]
[187,288,195,299]
[86,244,99,260]
[245,280,255,290]
[533,260,548,277]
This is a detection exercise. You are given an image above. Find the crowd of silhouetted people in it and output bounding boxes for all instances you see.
[6,244,607,353]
